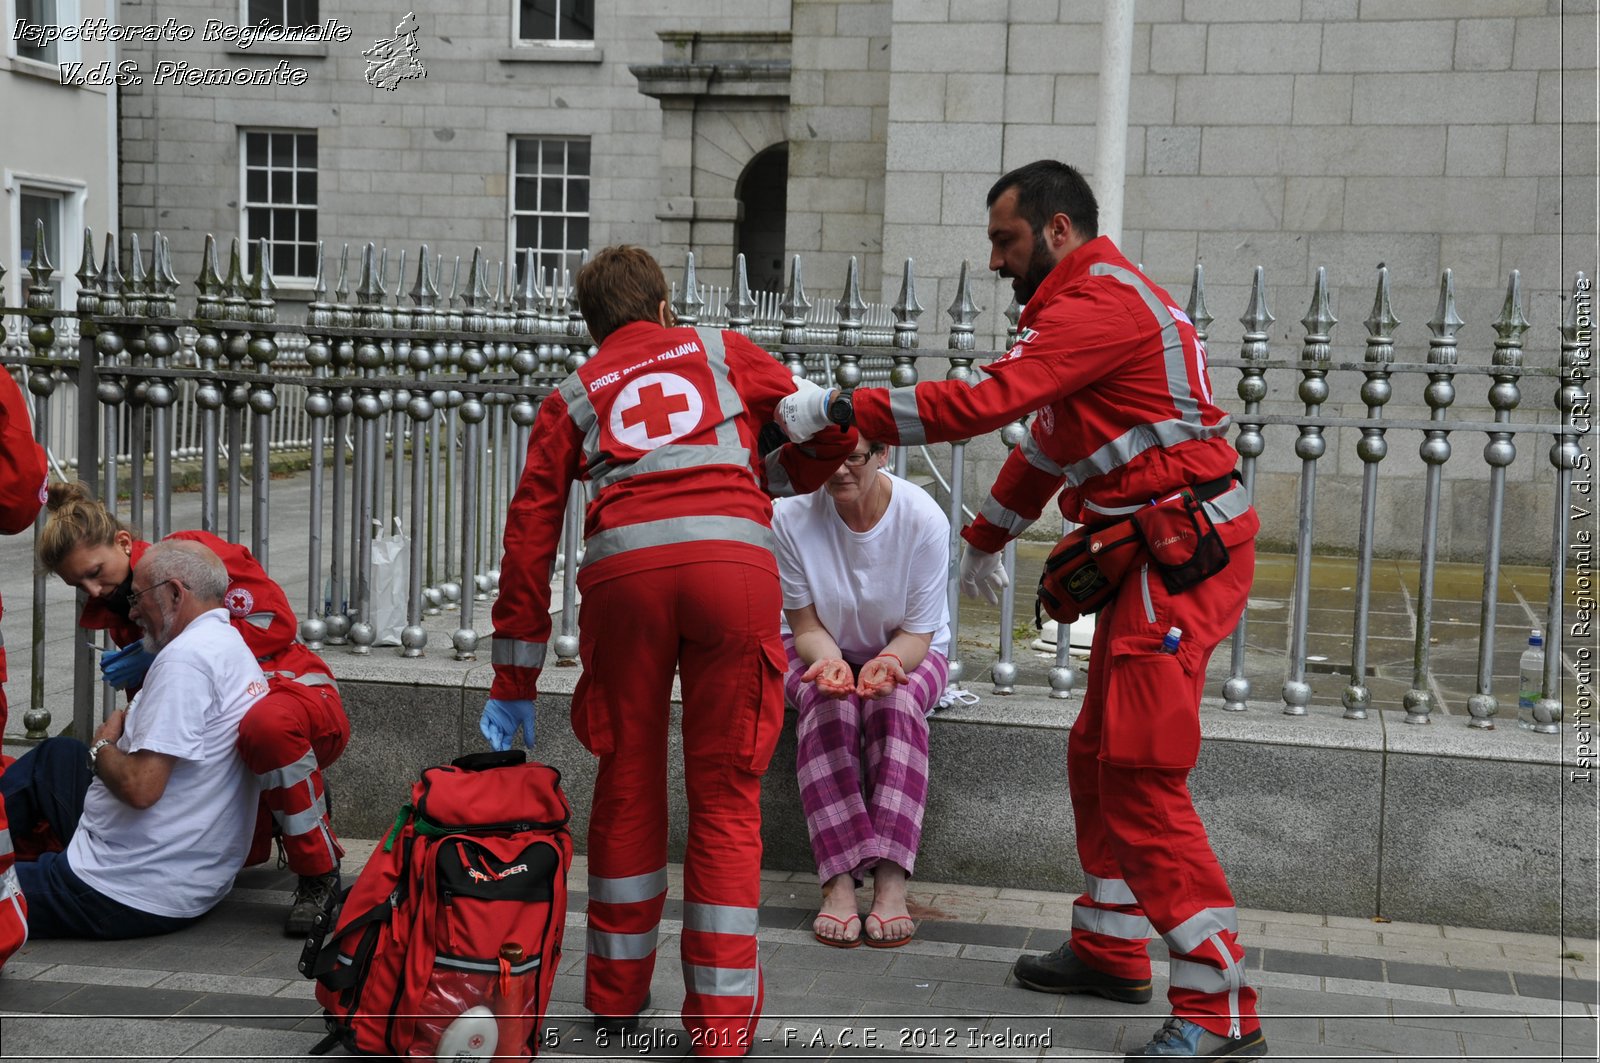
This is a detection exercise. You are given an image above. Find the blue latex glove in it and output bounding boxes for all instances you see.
[100,642,155,690]
[479,698,536,752]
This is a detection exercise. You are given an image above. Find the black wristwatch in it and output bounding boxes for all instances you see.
[826,389,855,428]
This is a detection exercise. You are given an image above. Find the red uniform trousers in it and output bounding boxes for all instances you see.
[239,676,350,876]
[1066,540,1259,1040]
[575,560,784,1058]
[0,685,26,966]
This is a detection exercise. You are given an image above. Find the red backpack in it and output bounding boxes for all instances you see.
[304,750,572,1058]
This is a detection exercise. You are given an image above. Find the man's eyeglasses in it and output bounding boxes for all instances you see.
[842,451,882,468]
[127,578,182,609]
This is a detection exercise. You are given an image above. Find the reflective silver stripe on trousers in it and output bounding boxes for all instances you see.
[590,444,752,491]
[589,868,669,904]
[1020,432,1066,478]
[277,793,328,837]
[0,826,12,859]
[979,496,1035,537]
[583,515,775,567]
[264,670,338,688]
[1210,932,1246,1038]
[1064,418,1231,487]
[588,927,659,961]
[1071,905,1152,941]
[1163,906,1239,954]
[257,748,317,790]
[763,448,795,497]
[1089,262,1200,422]
[1168,957,1232,994]
[683,901,760,937]
[889,387,925,445]
[684,961,759,998]
[1084,873,1138,906]
[492,638,548,670]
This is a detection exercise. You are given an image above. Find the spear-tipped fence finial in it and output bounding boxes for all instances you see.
[1491,269,1530,364]
[1185,262,1213,341]
[779,254,812,345]
[411,244,439,307]
[1299,265,1338,361]
[1426,269,1465,364]
[1239,265,1274,347]
[356,242,383,304]
[673,251,704,324]
[99,232,124,298]
[75,228,99,292]
[946,260,980,351]
[196,234,224,298]
[726,253,757,330]
[891,257,925,349]
[1362,265,1400,352]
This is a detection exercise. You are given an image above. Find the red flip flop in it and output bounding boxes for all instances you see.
[812,912,862,948]
[863,913,915,948]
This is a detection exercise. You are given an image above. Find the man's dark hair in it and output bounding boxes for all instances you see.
[575,245,671,343]
[986,160,1100,242]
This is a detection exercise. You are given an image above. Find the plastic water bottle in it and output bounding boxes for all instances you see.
[1161,627,1183,655]
[1518,630,1544,731]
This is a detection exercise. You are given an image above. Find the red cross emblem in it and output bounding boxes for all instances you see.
[608,372,704,450]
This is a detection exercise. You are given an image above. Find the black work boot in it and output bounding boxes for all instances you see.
[1012,940,1153,1003]
[285,869,341,937]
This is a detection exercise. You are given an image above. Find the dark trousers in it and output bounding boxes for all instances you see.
[1,737,198,939]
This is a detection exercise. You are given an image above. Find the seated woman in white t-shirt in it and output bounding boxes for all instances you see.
[771,438,951,949]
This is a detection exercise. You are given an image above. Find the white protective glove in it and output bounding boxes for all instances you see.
[774,378,835,443]
[958,543,1010,605]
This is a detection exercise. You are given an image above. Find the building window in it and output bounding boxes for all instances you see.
[245,0,318,27]
[511,137,590,284]
[7,177,84,311]
[241,130,318,281]
[17,189,64,306]
[516,0,593,42]
[12,0,80,67]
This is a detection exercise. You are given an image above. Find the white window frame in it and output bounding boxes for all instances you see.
[512,0,595,46]
[239,0,318,28]
[6,0,82,71]
[508,136,591,291]
[5,171,86,312]
[238,128,319,284]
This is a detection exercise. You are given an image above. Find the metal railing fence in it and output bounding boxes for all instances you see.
[0,227,1590,747]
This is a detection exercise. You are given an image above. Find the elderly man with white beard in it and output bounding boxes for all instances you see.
[0,541,265,940]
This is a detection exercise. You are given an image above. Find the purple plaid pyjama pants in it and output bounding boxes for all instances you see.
[783,637,948,884]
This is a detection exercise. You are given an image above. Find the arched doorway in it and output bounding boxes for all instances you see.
[735,145,788,292]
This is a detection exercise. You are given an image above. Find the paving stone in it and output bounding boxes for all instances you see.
[756,905,814,931]
[1261,985,1395,1018]
[959,943,1028,964]
[171,990,320,1031]
[1460,1027,1568,1057]
[1253,968,1323,991]
[927,978,1054,1016]
[1514,971,1600,1002]
[0,1015,216,1058]
[0,975,82,1011]
[915,920,1030,948]
[48,982,207,1017]
[181,1022,328,1057]
[1323,1015,1464,1055]
[761,964,820,997]
[153,971,298,996]
[1453,987,1567,1013]
[1527,1014,1598,1049]
[885,953,1013,986]
[1324,975,1451,1003]
[32,963,168,988]
[1261,949,1384,981]
[1389,1002,1532,1036]
[765,941,896,973]
[1386,958,1515,995]
[807,969,939,1006]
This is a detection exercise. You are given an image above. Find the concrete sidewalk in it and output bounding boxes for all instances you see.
[1,842,1596,1061]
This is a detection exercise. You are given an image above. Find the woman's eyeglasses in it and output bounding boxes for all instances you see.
[842,451,882,467]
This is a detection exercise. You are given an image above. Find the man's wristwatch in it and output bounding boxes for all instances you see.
[88,738,113,775]
[826,389,854,428]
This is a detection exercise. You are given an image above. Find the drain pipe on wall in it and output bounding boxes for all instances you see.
[1093,0,1134,245]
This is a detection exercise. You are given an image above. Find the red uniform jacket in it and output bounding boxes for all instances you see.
[489,323,855,700]
[0,370,48,726]
[82,531,334,683]
[852,237,1257,550]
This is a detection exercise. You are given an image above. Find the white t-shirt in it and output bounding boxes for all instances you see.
[70,608,267,919]
[773,471,952,663]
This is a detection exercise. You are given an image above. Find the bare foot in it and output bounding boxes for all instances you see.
[813,873,860,945]
[866,862,915,945]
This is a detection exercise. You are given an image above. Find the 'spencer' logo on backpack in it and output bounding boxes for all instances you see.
[467,862,529,884]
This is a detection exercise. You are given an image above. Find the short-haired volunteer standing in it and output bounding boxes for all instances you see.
[771,439,950,949]
[482,245,853,1057]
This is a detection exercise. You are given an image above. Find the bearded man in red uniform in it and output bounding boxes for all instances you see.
[0,367,48,967]
[777,160,1266,1063]
[482,245,853,1057]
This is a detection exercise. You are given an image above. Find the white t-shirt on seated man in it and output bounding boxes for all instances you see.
[70,600,267,918]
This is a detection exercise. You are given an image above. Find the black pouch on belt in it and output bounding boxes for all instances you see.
[1132,481,1230,594]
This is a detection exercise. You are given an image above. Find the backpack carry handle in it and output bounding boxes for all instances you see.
[451,749,527,772]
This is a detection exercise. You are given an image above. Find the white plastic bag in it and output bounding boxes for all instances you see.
[370,518,410,646]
